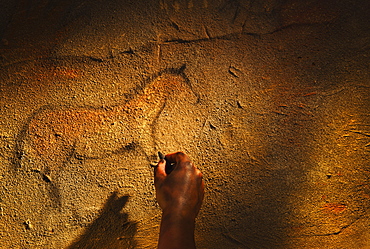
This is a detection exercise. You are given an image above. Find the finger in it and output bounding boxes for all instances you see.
[199,180,205,208]
[165,152,193,173]
[164,151,191,165]
[197,170,204,189]
[196,169,203,181]
[200,179,205,196]
[154,159,166,187]
[196,169,205,197]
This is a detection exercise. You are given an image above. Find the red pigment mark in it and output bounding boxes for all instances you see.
[302,92,317,97]
[290,226,303,231]
[336,172,344,177]
[56,68,80,78]
[32,65,81,82]
[322,203,347,214]
[24,73,189,174]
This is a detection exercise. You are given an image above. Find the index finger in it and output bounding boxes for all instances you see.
[154,159,167,187]
[164,152,194,174]
[164,151,191,165]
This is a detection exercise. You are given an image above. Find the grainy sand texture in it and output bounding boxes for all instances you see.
[0,0,369,248]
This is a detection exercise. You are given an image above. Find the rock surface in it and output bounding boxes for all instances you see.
[0,0,369,248]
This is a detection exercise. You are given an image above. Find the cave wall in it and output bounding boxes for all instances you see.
[0,0,369,248]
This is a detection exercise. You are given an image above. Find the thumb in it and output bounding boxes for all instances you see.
[154,159,166,187]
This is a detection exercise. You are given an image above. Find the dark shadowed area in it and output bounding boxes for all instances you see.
[0,0,369,248]
[67,192,137,249]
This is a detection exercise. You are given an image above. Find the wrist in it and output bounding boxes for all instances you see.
[161,209,196,226]
[158,211,196,249]
[162,204,197,221]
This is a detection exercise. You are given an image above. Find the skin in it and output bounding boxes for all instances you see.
[154,152,205,249]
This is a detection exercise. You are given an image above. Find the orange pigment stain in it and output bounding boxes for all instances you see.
[302,92,317,97]
[34,66,81,81]
[322,203,347,214]
[29,109,108,166]
[265,82,318,116]
[57,68,80,78]
[23,73,189,174]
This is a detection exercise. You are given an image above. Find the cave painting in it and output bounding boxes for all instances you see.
[16,66,197,205]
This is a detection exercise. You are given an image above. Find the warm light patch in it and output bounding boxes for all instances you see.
[20,72,192,177]
[321,203,347,214]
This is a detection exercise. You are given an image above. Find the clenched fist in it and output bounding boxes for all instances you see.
[154,152,204,249]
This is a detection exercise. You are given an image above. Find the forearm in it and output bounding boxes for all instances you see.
[158,211,196,249]
[155,152,204,249]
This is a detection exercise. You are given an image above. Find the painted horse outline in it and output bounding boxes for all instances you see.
[15,65,199,206]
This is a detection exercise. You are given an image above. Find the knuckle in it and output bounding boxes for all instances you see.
[195,168,202,176]
[176,151,185,156]
[176,151,190,161]
[181,161,192,169]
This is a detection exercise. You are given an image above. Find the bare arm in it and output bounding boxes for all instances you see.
[154,152,204,249]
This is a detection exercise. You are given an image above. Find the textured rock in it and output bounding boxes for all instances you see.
[0,0,369,248]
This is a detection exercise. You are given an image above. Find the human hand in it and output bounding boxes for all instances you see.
[154,152,204,220]
[154,152,204,249]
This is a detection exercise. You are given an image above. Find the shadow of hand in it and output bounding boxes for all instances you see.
[67,191,137,249]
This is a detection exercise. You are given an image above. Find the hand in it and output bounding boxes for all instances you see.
[154,152,204,219]
[154,152,204,249]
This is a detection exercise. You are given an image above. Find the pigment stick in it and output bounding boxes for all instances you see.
[158,151,165,160]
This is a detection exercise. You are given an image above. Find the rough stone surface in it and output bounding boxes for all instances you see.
[0,0,369,248]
